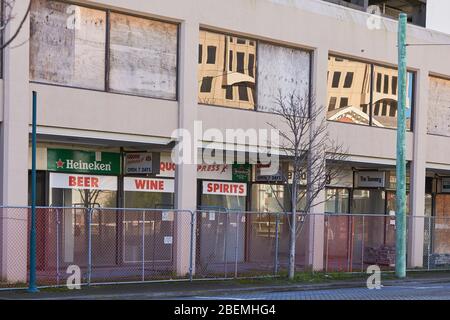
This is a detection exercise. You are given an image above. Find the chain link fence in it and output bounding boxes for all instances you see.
[1,207,450,289]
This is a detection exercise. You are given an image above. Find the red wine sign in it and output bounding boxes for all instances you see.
[202,181,247,196]
[124,177,174,193]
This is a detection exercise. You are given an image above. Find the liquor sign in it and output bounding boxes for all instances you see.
[354,171,386,188]
[442,178,450,193]
[202,181,247,196]
[158,154,233,180]
[124,177,174,193]
[50,173,118,191]
[232,164,251,182]
[48,149,121,175]
[125,152,153,174]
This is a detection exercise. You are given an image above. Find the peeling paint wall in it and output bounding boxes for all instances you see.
[30,0,106,90]
[109,13,177,99]
[428,77,450,136]
[257,43,310,112]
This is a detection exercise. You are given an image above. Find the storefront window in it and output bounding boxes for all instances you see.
[325,188,349,213]
[49,173,118,265]
[198,30,256,109]
[109,13,177,99]
[30,0,106,90]
[428,76,450,136]
[351,189,385,214]
[257,43,310,112]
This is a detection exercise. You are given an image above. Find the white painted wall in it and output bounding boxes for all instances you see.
[426,0,450,35]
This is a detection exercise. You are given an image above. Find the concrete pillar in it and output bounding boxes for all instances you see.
[174,18,199,276]
[0,1,31,282]
[408,69,428,268]
[306,46,328,271]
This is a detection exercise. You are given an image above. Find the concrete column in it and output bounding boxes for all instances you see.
[0,1,31,282]
[174,18,199,276]
[408,69,428,268]
[306,46,328,271]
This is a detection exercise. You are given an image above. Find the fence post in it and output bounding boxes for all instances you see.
[234,212,239,279]
[428,216,432,271]
[361,215,365,273]
[142,210,146,282]
[274,213,280,276]
[189,210,195,281]
[56,208,60,286]
[325,215,329,273]
[87,208,93,286]
[224,211,228,278]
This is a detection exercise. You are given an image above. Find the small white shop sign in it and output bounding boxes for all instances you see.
[354,171,385,188]
[202,181,247,196]
[125,153,153,174]
[442,178,450,193]
[50,173,118,191]
[124,177,174,193]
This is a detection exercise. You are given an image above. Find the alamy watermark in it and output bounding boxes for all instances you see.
[171,121,280,175]
[366,265,382,290]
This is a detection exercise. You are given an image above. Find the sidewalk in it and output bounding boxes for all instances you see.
[1,271,450,300]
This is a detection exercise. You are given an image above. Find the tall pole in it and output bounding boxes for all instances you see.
[28,91,39,293]
[396,13,407,279]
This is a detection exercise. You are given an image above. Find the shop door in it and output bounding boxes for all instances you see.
[199,184,247,264]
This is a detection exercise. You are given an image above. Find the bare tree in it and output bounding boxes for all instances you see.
[267,91,348,280]
[1,0,31,50]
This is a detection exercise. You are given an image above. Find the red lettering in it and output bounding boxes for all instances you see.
[135,179,146,190]
[91,177,99,188]
[69,176,76,187]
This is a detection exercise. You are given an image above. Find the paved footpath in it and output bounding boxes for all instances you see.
[188,281,450,300]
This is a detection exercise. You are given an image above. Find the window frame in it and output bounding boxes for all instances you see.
[198,27,313,114]
[327,54,416,132]
[29,0,180,102]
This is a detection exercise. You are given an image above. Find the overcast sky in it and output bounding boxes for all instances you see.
[426,0,450,35]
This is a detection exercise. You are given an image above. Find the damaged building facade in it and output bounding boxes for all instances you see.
[1,0,450,282]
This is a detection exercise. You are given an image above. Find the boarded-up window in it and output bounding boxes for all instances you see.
[257,43,310,112]
[30,0,106,90]
[109,13,177,99]
[428,76,450,136]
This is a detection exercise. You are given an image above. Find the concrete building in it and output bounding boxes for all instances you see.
[1,0,450,282]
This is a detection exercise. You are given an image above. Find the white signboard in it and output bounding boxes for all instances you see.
[125,153,153,174]
[158,154,232,180]
[202,181,247,196]
[50,173,118,191]
[354,171,386,188]
[124,177,174,193]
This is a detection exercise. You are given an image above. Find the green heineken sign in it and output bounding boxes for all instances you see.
[47,149,121,175]
[232,164,251,182]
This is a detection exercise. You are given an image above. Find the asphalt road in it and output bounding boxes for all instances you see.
[186,281,450,300]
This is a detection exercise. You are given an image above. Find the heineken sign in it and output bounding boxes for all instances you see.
[47,149,121,175]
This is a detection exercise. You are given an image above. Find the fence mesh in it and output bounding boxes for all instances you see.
[1,207,450,289]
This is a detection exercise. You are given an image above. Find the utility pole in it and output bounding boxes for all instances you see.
[396,13,407,279]
[28,91,39,293]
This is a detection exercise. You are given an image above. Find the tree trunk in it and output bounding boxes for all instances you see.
[288,180,297,280]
